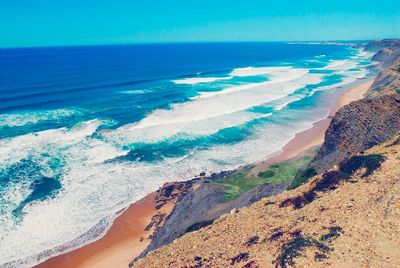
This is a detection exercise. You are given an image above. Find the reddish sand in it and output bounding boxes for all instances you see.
[35,79,373,268]
[36,193,174,268]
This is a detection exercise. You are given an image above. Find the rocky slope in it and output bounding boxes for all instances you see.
[136,180,290,262]
[369,59,400,95]
[132,134,400,268]
[371,48,400,68]
[132,158,308,264]
[309,94,400,173]
[366,39,400,95]
[364,39,400,52]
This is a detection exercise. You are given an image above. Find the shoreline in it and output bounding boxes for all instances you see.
[263,79,374,165]
[35,79,373,268]
[36,193,175,268]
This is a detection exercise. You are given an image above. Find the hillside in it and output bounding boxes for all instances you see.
[367,39,400,96]
[133,134,400,268]
[370,59,400,96]
[130,40,400,268]
[309,94,400,173]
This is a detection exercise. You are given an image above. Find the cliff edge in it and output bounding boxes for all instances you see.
[133,134,400,268]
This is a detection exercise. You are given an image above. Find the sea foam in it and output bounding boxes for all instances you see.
[173,76,233,85]
[0,108,82,128]
[103,67,322,145]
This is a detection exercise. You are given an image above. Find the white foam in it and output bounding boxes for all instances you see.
[0,108,81,128]
[0,120,134,266]
[230,66,291,77]
[196,67,309,99]
[322,49,373,72]
[322,59,357,71]
[119,89,148,95]
[102,68,322,145]
[173,76,232,85]
[172,66,292,85]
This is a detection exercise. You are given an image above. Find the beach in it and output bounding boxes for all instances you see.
[35,79,373,268]
[37,193,175,268]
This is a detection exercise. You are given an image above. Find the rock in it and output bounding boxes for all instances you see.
[370,59,400,95]
[364,39,400,52]
[310,95,400,173]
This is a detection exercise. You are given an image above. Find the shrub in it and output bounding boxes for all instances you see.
[287,167,317,190]
[258,170,275,178]
[320,226,343,242]
[274,236,330,268]
[231,252,249,265]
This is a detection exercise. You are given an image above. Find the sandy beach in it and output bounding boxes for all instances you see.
[36,193,175,268]
[35,79,373,268]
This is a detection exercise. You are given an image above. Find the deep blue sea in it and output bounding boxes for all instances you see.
[0,43,373,266]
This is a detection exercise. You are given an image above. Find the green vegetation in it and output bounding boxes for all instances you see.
[280,154,385,210]
[258,170,275,178]
[287,167,317,190]
[320,226,343,242]
[213,156,312,201]
[274,235,331,268]
[396,88,400,94]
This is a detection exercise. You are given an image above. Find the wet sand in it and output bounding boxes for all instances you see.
[35,79,373,268]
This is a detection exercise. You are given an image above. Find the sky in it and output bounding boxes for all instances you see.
[1,0,400,48]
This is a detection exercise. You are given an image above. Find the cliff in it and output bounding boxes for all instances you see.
[132,158,310,264]
[366,39,400,95]
[364,39,400,52]
[309,94,400,173]
[132,134,400,268]
[371,48,400,68]
[369,59,400,95]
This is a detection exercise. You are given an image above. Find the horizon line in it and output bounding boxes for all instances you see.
[0,39,387,50]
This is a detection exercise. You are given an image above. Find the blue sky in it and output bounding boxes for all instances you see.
[1,0,399,47]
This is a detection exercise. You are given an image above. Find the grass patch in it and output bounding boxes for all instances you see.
[287,167,317,190]
[280,154,385,209]
[213,156,312,201]
[258,170,275,178]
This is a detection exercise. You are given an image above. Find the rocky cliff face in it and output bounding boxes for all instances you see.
[132,135,400,268]
[371,48,400,68]
[309,94,400,173]
[370,59,400,95]
[133,177,290,264]
[364,39,400,52]
[366,39,400,95]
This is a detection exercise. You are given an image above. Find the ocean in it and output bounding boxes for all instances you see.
[0,42,373,266]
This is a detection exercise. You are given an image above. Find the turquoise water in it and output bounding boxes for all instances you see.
[0,43,373,266]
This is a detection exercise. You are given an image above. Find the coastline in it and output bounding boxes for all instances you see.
[262,79,374,164]
[36,193,175,268]
[35,79,373,268]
